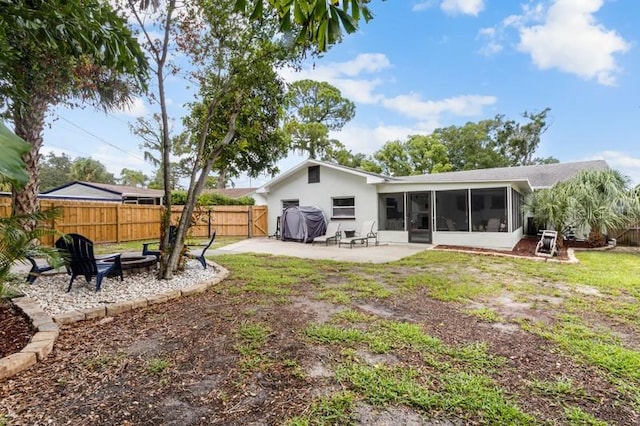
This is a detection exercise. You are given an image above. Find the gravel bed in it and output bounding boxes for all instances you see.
[11,260,217,316]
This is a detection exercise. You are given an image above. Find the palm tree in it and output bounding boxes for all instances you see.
[523,182,573,247]
[568,169,633,246]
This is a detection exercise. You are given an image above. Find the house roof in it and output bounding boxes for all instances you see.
[395,160,609,189]
[202,188,258,198]
[257,159,392,193]
[42,181,164,198]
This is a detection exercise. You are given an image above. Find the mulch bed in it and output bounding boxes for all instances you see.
[0,301,34,358]
[437,236,592,260]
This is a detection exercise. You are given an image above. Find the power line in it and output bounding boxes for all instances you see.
[53,113,146,162]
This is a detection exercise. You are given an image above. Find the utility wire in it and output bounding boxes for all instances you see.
[53,113,146,162]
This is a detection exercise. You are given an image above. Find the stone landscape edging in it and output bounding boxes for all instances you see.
[0,261,229,382]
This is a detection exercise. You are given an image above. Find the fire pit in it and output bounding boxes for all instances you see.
[103,254,158,276]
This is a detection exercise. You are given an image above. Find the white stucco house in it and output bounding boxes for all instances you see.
[256,159,609,249]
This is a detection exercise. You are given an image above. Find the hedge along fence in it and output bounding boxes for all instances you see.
[0,198,268,245]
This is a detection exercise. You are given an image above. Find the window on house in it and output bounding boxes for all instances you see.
[435,190,468,231]
[282,199,299,210]
[308,166,320,183]
[470,188,507,232]
[332,197,355,218]
[378,193,404,230]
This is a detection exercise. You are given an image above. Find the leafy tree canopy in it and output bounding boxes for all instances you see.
[70,157,116,184]
[284,79,355,159]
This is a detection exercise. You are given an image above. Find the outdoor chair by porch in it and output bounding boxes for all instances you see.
[486,218,501,232]
[186,230,217,269]
[142,225,178,260]
[535,230,558,258]
[338,220,378,248]
[312,222,341,246]
[55,233,123,292]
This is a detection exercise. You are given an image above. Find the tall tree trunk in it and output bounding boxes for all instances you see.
[154,0,176,279]
[11,96,48,230]
[216,168,227,189]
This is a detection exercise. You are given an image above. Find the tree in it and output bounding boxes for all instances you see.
[284,79,355,159]
[372,134,452,176]
[434,119,508,171]
[322,141,382,173]
[119,168,148,187]
[374,140,411,176]
[39,152,73,191]
[0,125,62,296]
[567,169,633,246]
[70,158,116,184]
[495,108,555,166]
[0,0,147,226]
[233,0,375,52]
[128,0,299,278]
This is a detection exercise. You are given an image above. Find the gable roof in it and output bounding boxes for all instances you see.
[42,181,164,198]
[257,159,392,193]
[395,160,609,189]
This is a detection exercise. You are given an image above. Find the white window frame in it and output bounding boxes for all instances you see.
[332,196,355,219]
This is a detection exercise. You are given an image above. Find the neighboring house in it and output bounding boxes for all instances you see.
[202,187,265,205]
[40,181,164,205]
[256,159,608,249]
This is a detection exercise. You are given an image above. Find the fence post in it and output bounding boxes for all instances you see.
[116,204,121,243]
[248,206,253,238]
[49,202,56,247]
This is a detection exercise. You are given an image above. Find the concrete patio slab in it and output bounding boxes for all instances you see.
[210,237,431,263]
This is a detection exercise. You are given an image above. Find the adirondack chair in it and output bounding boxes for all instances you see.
[25,256,55,284]
[55,233,123,292]
[186,231,217,269]
[142,225,178,260]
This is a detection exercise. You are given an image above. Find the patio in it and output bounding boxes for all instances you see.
[210,237,431,263]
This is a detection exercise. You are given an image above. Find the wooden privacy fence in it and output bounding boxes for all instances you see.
[0,198,267,245]
[614,223,640,246]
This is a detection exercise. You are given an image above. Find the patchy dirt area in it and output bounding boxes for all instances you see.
[1,249,639,425]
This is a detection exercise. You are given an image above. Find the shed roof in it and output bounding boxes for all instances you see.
[42,181,164,198]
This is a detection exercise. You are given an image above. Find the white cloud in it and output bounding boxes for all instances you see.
[440,0,485,16]
[281,54,498,152]
[335,53,391,76]
[332,124,423,155]
[588,151,640,186]
[478,41,503,56]
[510,0,630,86]
[116,97,148,117]
[412,1,437,12]
[382,94,497,120]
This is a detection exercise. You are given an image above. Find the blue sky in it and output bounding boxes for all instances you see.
[43,0,640,186]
